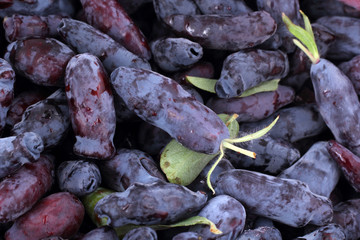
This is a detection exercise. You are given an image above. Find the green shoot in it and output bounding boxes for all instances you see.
[226,116,280,143]
[282,11,320,64]
[222,141,256,158]
[206,115,280,194]
[225,113,239,127]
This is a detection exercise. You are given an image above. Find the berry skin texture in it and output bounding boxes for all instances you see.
[94,181,207,227]
[311,58,360,156]
[65,53,116,160]
[0,155,54,223]
[164,11,277,51]
[0,58,15,136]
[5,38,75,87]
[5,192,84,240]
[80,0,151,60]
[57,18,150,72]
[215,49,289,98]
[110,67,229,154]
[215,169,333,227]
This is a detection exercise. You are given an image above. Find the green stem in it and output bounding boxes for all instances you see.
[206,143,225,195]
[225,114,239,127]
[206,116,279,194]
[226,116,279,144]
[222,141,256,158]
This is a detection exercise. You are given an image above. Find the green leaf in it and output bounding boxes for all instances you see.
[81,187,115,227]
[186,76,216,93]
[292,39,315,62]
[186,76,280,97]
[218,114,239,138]
[300,10,314,40]
[239,79,280,97]
[282,12,319,64]
[160,140,216,185]
[155,216,222,234]
[114,216,222,238]
[160,114,239,186]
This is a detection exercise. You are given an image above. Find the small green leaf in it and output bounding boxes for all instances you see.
[239,79,280,97]
[186,76,216,93]
[186,76,280,97]
[114,216,222,237]
[300,10,314,40]
[160,140,216,185]
[282,12,319,64]
[160,114,239,186]
[154,216,222,234]
[218,114,239,138]
[81,187,115,227]
[292,39,315,63]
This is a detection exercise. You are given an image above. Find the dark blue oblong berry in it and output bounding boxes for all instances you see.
[0,132,44,179]
[215,49,289,98]
[150,37,203,72]
[100,148,166,192]
[95,181,207,227]
[57,160,101,197]
[65,53,116,160]
[110,67,229,154]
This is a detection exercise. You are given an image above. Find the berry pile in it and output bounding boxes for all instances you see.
[0,0,360,239]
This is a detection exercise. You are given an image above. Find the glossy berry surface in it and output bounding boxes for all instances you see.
[0,2,358,239]
[94,181,207,227]
[5,192,84,240]
[110,67,229,154]
[5,38,75,87]
[65,53,116,159]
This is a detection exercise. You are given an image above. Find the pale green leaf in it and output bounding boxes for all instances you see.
[81,187,115,227]
[160,140,216,185]
[239,79,280,97]
[154,216,222,234]
[282,12,319,63]
[292,39,317,64]
[160,114,239,186]
[186,76,280,97]
[186,76,216,93]
[300,10,314,40]
[218,114,239,138]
